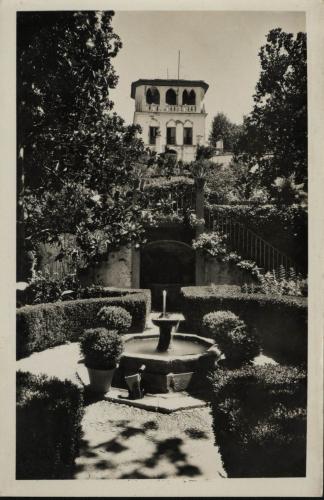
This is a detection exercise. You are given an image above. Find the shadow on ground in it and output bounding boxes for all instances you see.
[74,416,208,479]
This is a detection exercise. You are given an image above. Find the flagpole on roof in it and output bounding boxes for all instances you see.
[177,51,180,103]
[178,50,180,80]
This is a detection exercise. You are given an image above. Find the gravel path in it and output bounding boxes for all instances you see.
[74,401,226,479]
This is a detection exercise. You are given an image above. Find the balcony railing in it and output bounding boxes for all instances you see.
[136,103,199,113]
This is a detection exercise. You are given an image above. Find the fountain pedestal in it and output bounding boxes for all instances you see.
[151,313,184,352]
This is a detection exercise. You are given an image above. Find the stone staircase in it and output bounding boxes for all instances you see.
[205,208,297,273]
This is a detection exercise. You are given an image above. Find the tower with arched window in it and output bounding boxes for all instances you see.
[131,79,208,162]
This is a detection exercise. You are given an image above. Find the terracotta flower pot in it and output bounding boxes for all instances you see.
[86,366,117,393]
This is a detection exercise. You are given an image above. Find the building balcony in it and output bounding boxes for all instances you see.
[135,103,205,114]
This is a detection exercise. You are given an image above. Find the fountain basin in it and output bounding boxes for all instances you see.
[114,333,221,393]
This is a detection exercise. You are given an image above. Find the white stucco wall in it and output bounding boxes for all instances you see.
[134,111,206,162]
[133,83,207,163]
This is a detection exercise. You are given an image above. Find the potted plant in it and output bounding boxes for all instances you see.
[80,328,124,393]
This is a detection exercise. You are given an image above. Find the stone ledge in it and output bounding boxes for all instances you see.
[103,387,208,413]
[77,366,207,413]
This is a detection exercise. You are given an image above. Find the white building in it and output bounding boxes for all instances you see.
[131,79,209,163]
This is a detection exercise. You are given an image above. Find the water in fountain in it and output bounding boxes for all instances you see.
[124,291,205,357]
[124,337,206,357]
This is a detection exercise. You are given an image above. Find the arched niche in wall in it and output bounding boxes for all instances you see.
[182,89,196,105]
[183,119,193,127]
[146,87,160,105]
[166,118,177,127]
[140,240,195,309]
[165,88,177,105]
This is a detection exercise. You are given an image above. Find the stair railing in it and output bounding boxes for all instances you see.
[205,209,296,272]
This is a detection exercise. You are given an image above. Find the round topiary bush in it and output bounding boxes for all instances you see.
[97,306,132,333]
[203,310,244,339]
[80,328,124,370]
[203,310,260,366]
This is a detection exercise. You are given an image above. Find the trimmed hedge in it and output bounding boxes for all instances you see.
[181,286,307,365]
[209,364,307,477]
[17,289,151,359]
[16,370,84,479]
[18,283,151,307]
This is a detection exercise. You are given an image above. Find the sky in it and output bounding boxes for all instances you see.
[109,10,305,135]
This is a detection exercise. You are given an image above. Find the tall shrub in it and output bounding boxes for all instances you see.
[209,364,307,477]
[16,371,84,479]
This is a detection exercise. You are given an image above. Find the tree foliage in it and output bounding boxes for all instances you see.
[205,160,263,204]
[209,113,243,152]
[196,144,216,160]
[234,28,307,202]
[18,11,121,188]
[17,11,149,270]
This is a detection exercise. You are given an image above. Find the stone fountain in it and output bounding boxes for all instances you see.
[116,290,220,394]
[151,289,184,352]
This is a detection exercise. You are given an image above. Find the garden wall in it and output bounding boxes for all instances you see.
[17,289,151,359]
[181,285,307,365]
[38,234,133,287]
[78,247,133,287]
[202,259,255,286]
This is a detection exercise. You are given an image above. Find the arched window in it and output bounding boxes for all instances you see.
[146,87,160,105]
[182,90,189,105]
[182,89,196,105]
[166,88,177,105]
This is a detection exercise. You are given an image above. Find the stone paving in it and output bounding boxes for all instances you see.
[74,400,226,479]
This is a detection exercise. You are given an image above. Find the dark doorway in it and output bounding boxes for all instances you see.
[140,240,195,311]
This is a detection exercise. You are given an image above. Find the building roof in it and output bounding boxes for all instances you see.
[131,79,209,98]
